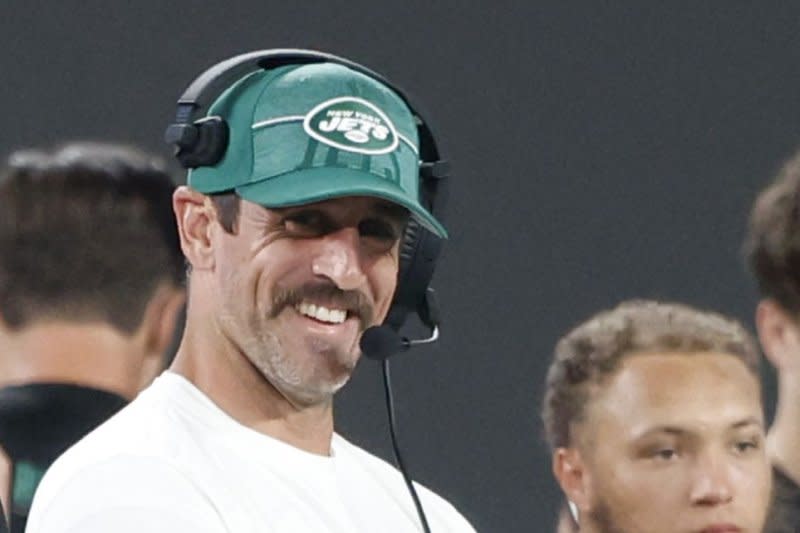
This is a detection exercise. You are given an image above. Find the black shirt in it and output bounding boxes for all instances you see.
[0,383,127,533]
[765,465,800,533]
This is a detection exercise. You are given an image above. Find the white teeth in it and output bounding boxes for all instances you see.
[295,302,347,324]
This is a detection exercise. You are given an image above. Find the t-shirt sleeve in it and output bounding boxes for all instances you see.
[26,455,227,533]
[764,465,800,533]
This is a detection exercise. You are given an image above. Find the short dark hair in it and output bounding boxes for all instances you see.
[744,151,800,312]
[209,191,240,234]
[0,143,184,333]
[541,300,760,450]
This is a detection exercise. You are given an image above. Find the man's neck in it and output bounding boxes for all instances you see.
[0,321,142,399]
[767,370,800,484]
[170,325,336,456]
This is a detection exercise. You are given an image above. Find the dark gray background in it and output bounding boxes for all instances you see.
[2,2,798,531]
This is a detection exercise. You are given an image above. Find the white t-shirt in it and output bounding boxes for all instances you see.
[26,372,476,533]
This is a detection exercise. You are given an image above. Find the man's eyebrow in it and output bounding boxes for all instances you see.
[633,417,765,440]
[730,417,764,430]
[633,426,688,439]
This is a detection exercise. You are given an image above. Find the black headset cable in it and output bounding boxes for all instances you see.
[381,358,431,533]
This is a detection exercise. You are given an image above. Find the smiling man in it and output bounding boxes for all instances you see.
[26,52,475,532]
[543,300,772,533]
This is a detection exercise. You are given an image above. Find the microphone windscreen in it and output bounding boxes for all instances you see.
[360,326,407,360]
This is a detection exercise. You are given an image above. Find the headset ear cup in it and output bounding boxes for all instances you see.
[386,218,421,329]
[388,217,442,330]
[388,127,447,332]
[194,117,229,168]
[398,218,421,287]
[172,116,229,169]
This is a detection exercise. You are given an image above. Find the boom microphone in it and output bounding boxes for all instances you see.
[360,326,409,360]
[360,288,442,360]
[360,324,440,360]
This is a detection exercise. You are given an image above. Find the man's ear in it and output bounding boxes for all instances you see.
[553,447,592,516]
[756,299,800,371]
[173,186,216,271]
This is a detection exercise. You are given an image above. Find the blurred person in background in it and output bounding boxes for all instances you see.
[542,300,772,533]
[744,150,800,532]
[0,143,185,532]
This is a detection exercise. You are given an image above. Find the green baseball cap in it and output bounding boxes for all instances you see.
[188,62,447,238]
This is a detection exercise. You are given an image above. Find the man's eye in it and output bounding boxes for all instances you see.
[284,212,326,234]
[358,219,400,241]
[733,440,760,454]
[650,448,679,461]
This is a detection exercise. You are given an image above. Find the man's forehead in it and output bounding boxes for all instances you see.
[610,351,758,396]
[582,351,763,437]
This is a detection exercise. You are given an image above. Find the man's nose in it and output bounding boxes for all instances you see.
[311,227,367,291]
[689,452,734,506]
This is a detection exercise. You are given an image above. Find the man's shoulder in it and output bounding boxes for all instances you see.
[27,453,223,533]
[48,374,176,461]
[32,374,196,509]
[27,374,222,532]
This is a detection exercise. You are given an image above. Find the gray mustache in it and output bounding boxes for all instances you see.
[271,282,374,330]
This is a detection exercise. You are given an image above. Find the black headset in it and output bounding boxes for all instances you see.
[165,49,448,347]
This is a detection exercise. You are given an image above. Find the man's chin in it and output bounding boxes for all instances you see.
[299,337,362,380]
[278,378,351,409]
[266,360,355,408]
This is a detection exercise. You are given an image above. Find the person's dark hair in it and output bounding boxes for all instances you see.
[744,151,800,312]
[0,142,184,334]
[210,191,240,234]
[541,300,760,451]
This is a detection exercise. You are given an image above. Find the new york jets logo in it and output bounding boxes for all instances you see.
[303,97,399,155]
